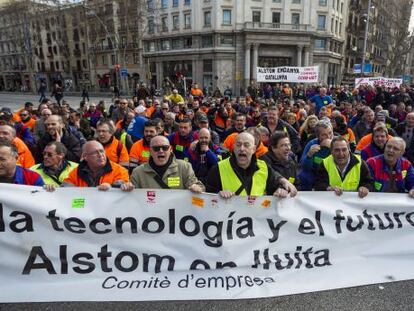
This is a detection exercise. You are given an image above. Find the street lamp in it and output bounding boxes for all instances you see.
[361,0,375,77]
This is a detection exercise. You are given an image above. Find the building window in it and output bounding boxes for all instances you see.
[161,0,168,8]
[82,59,87,69]
[173,0,178,7]
[161,16,168,32]
[272,0,282,2]
[133,53,139,64]
[223,9,232,25]
[315,39,326,49]
[203,59,213,72]
[184,0,190,5]
[252,11,261,23]
[172,15,179,30]
[184,13,191,29]
[319,0,327,5]
[148,17,155,34]
[101,55,106,65]
[220,34,234,46]
[204,11,211,27]
[111,54,115,65]
[317,15,326,30]
[183,37,192,48]
[291,13,300,26]
[147,0,154,10]
[272,12,281,24]
[201,35,213,48]
[161,40,170,50]
[292,0,301,3]
[172,38,182,49]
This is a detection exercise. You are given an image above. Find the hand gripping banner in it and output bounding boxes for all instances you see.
[1,184,414,302]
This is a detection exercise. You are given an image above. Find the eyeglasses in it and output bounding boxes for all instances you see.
[162,108,169,111]
[151,145,170,152]
[43,152,57,157]
[85,149,106,157]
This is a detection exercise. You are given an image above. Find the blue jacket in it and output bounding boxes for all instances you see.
[367,155,414,193]
[127,115,148,140]
[299,138,331,190]
[13,166,45,186]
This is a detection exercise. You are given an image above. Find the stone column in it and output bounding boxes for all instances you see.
[244,44,251,84]
[156,61,162,88]
[297,45,303,66]
[252,43,259,81]
[304,47,310,66]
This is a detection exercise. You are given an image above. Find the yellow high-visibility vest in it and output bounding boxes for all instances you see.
[218,158,268,196]
[322,155,361,191]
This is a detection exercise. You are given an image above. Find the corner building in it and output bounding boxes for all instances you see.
[142,0,349,95]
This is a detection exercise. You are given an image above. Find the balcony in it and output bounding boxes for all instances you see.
[243,22,312,32]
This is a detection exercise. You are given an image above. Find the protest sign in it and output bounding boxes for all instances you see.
[355,77,403,88]
[257,66,319,83]
[1,184,414,302]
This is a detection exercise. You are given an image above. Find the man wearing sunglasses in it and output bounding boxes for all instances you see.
[130,136,204,193]
[31,141,78,186]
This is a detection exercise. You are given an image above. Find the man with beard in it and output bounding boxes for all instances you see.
[260,131,300,189]
[186,128,221,184]
[206,132,297,198]
[19,109,36,131]
[129,119,158,168]
[224,113,247,139]
[361,123,388,161]
[96,120,129,167]
[63,141,131,191]
[38,114,82,163]
[130,135,204,192]
[31,141,78,186]
[262,106,300,154]
[168,118,198,160]
[367,137,414,195]
[315,136,373,198]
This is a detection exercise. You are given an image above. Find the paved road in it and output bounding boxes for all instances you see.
[0,280,413,310]
[0,92,113,112]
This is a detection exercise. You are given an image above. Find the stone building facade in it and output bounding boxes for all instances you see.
[142,0,349,94]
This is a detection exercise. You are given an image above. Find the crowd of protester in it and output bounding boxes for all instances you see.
[1,81,414,199]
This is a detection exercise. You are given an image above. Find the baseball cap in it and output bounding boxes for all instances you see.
[135,105,147,114]
[198,114,208,123]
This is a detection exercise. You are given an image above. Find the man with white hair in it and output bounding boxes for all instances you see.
[63,141,131,191]
[127,105,148,142]
[367,137,414,196]
[206,132,297,198]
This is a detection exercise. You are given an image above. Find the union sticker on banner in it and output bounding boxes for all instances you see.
[257,66,319,83]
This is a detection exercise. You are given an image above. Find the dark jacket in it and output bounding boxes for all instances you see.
[260,151,300,189]
[205,154,283,195]
[263,119,301,155]
[38,129,82,163]
[315,154,374,191]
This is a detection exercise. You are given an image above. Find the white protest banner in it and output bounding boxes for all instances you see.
[257,66,319,83]
[355,77,403,88]
[1,184,414,302]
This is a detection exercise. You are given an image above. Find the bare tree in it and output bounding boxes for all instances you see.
[384,0,413,77]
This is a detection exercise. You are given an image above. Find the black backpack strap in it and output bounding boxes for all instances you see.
[153,175,170,189]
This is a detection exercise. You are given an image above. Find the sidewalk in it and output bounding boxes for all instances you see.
[0,90,113,97]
